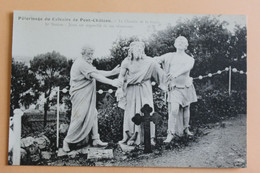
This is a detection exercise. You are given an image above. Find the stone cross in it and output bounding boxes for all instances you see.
[132,104,162,153]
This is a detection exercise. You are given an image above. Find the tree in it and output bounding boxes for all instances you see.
[10,58,39,116]
[30,51,69,126]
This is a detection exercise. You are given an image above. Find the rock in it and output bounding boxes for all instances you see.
[216,156,225,168]
[87,148,114,159]
[35,137,48,149]
[30,154,41,163]
[68,150,79,158]
[27,143,40,155]
[41,151,52,160]
[234,158,245,167]
[154,150,162,155]
[80,146,91,154]
[221,122,233,128]
[226,122,233,126]
[204,160,210,164]
[110,159,116,163]
[220,123,226,128]
[28,145,41,163]
[60,123,69,134]
[40,135,50,145]
[120,156,128,160]
[228,153,235,157]
[118,143,135,152]
[218,156,224,159]
[103,163,113,167]
[21,137,35,148]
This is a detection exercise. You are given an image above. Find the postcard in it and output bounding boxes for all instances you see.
[9,11,247,167]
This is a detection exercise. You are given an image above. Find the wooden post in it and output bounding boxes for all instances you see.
[56,87,60,149]
[229,66,232,96]
[12,109,24,165]
[164,91,167,103]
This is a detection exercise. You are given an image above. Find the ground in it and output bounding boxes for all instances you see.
[47,114,246,168]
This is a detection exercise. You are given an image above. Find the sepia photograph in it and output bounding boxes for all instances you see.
[8,11,247,167]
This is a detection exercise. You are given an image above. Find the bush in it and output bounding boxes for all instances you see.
[97,93,124,143]
[190,90,246,126]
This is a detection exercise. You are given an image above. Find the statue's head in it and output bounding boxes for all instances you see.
[174,36,189,50]
[128,41,145,61]
[81,45,95,63]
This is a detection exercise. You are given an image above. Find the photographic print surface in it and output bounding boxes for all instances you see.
[9,11,247,167]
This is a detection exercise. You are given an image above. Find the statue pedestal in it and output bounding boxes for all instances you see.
[57,146,114,159]
[87,148,113,159]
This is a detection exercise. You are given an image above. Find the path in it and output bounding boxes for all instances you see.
[48,115,246,168]
[109,114,246,168]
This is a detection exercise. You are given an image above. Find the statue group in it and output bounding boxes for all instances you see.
[62,36,197,152]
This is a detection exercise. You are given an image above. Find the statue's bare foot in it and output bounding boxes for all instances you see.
[92,139,108,147]
[127,140,135,146]
[62,140,70,152]
[118,137,130,144]
[118,131,131,144]
[151,138,156,146]
[163,133,174,143]
[127,132,138,146]
[184,128,194,136]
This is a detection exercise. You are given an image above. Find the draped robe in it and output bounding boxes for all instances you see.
[118,56,166,145]
[64,57,98,144]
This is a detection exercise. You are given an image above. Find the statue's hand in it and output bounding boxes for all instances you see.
[111,79,122,88]
[167,73,177,82]
[115,87,125,100]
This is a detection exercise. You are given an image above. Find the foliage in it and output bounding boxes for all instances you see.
[152,86,168,137]
[43,123,67,151]
[190,90,246,126]
[21,119,67,151]
[97,93,124,143]
[30,51,70,126]
[10,59,39,115]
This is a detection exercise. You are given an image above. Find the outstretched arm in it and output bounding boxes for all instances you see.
[91,72,121,87]
[154,54,166,64]
[98,65,121,77]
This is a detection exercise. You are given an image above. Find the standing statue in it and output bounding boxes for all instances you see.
[116,41,166,146]
[63,45,121,152]
[155,36,197,143]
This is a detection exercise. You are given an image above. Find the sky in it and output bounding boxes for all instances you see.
[12,11,246,63]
